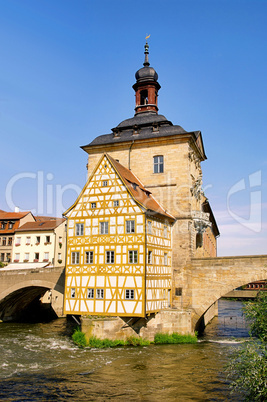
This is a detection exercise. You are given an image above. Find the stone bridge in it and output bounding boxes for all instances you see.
[180,255,267,331]
[0,266,65,321]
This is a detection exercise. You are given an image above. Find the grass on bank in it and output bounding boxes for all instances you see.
[72,328,197,348]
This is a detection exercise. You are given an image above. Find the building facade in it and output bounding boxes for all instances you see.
[12,218,66,268]
[0,210,35,265]
[64,154,174,316]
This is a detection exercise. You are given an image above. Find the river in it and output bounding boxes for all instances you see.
[0,300,249,401]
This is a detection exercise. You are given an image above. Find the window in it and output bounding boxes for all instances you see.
[125,289,135,300]
[34,253,39,261]
[87,288,94,299]
[140,89,148,105]
[103,180,108,187]
[15,253,20,261]
[153,155,164,173]
[6,253,10,262]
[1,222,6,229]
[196,233,203,248]
[26,236,31,245]
[164,253,168,265]
[16,237,21,246]
[126,220,135,233]
[45,235,51,243]
[148,250,152,264]
[71,288,75,298]
[85,251,93,264]
[0,253,4,262]
[91,202,96,209]
[58,253,62,261]
[24,253,29,261]
[44,252,49,261]
[100,221,108,234]
[8,222,14,229]
[75,223,84,236]
[129,250,138,264]
[113,200,119,207]
[175,288,182,296]
[147,221,152,234]
[36,236,40,244]
[96,289,104,299]
[106,250,114,264]
[71,252,80,264]
[2,237,6,246]
[164,226,167,238]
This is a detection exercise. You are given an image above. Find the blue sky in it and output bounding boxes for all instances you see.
[0,0,267,256]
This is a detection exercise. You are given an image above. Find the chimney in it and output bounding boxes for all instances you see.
[14,207,20,213]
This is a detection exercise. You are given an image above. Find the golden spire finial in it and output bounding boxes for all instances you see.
[145,34,151,40]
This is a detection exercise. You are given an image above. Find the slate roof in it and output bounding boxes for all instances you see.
[16,218,65,232]
[81,112,205,160]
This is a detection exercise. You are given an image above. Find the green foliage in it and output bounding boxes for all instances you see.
[244,292,267,342]
[227,291,267,400]
[228,341,267,401]
[125,336,150,346]
[72,328,87,348]
[154,332,198,344]
[0,261,5,268]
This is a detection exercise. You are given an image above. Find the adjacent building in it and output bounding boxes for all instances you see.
[0,209,35,264]
[12,218,66,267]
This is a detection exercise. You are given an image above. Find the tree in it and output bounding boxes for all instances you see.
[227,292,267,401]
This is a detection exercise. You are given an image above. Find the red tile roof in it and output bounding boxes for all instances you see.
[107,154,175,222]
[16,218,65,232]
[0,211,32,220]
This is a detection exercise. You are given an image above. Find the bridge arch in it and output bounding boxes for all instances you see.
[185,255,267,331]
[0,267,65,322]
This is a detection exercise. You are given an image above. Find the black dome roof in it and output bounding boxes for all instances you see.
[135,66,158,82]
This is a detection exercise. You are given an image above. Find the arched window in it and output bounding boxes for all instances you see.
[153,155,164,173]
[140,90,148,105]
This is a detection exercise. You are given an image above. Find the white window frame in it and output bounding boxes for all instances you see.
[153,155,164,173]
[75,223,84,236]
[100,221,109,235]
[129,250,138,264]
[44,252,49,260]
[87,288,94,299]
[96,288,104,299]
[106,250,114,264]
[126,220,135,233]
[125,289,135,300]
[103,180,108,187]
[164,253,168,265]
[26,236,31,245]
[71,252,80,265]
[15,253,20,261]
[24,253,29,261]
[113,200,119,207]
[85,251,93,264]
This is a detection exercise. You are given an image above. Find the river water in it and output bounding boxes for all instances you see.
[0,300,249,401]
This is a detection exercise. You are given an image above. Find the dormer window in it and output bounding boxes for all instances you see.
[8,222,14,229]
[153,155,164,173]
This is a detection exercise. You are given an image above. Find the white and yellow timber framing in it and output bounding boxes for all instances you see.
[63,153,175,317]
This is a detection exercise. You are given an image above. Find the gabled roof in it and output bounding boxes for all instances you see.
[0,211,32,220]
[16,218,65,232]
[64,153,175,223]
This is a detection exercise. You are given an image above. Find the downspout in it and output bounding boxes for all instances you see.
[128,140,135,170]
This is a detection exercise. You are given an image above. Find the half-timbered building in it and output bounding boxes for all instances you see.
[64,154,175,317]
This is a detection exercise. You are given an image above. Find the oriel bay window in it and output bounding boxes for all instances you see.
[153,155,164,173]
[129,250,138,264]
[71,252,80,264]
